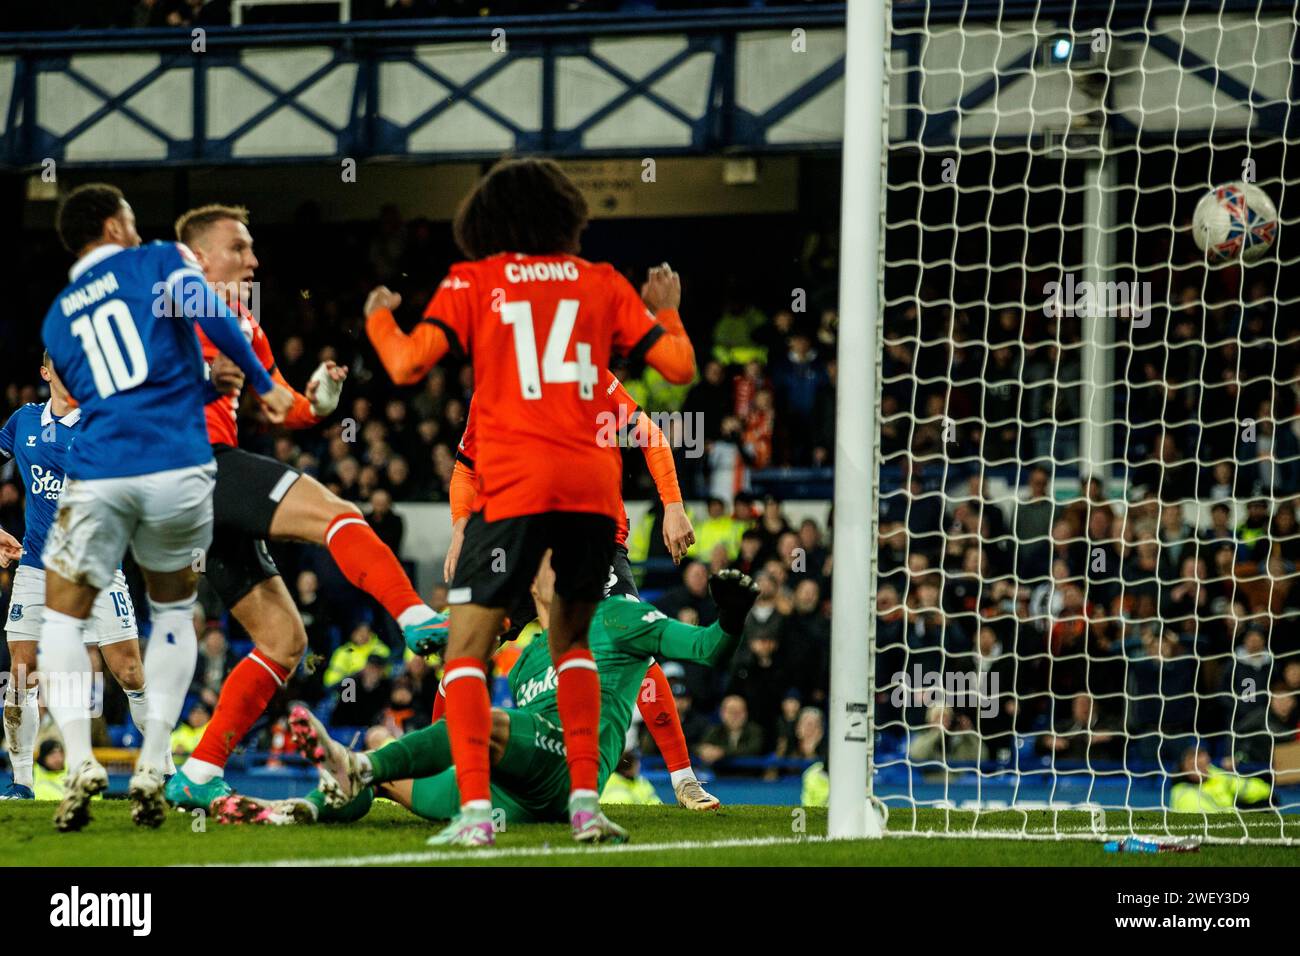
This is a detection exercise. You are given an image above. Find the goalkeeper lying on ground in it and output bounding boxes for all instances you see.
[209,558,757,832]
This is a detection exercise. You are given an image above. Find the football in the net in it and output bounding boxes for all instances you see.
[1191,181,1278,262]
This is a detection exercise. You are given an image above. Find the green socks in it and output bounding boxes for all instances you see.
[366,721,453,784]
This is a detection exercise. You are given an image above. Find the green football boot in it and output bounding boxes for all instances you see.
[403,610,450,657]
[164,766,233,810]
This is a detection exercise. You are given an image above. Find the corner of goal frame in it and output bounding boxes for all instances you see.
[863,796,886,839]
[827,797,886,841]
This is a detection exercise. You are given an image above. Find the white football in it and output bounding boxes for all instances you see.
[1191,181,1278,262]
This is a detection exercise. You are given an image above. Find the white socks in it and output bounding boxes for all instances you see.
[123,685,176,776]
[140,595,199,773]
[37,610,95,771]
[4,683,39,788]
[123,686,149,741]
[397,603,438,629]
[670,767,699,789]
[181,758,222,785]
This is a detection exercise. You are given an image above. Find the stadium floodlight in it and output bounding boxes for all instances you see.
[1040,35,1105,70]
[1047,37,1075,65]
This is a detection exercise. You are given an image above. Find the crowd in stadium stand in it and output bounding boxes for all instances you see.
[872,269,1300,779]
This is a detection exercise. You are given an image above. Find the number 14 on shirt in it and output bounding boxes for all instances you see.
[501,299,598,401]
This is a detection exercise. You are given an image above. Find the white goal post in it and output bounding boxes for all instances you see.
[828,0,890,841]
[831,0,1300,844]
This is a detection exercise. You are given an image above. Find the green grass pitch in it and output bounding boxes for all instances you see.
[2,802,1298,866]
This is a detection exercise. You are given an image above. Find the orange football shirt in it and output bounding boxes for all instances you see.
[425,253,664,521]
[196,303,317,446]
[455,368,642,540]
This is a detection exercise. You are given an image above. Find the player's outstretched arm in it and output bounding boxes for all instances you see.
[640,264,696,384]
[171,270,277,399]
[271,363,320,428]
[364,286,450,385]
[303,360,348,419]
[267,357,346,429]
[631,410,694,562]
[444,460,475,581]
[635,570,758,667]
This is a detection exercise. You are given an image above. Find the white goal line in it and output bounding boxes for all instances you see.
[188,835,833,868]
[882,829,1300,847]
[184,820,1300,867]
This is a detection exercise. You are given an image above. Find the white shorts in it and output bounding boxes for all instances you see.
[42,463,217,592]
[5,564,138,646]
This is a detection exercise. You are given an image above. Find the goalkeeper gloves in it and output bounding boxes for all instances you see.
[709,569,759,636]
[308,362,344,417]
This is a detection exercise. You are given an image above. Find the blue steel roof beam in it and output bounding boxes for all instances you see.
[1144,32,1290,137]
[36,55,188,163]
[731,54,845,149]
[207,50,353,159]
[383,46,527,154]
[554,38,715,153]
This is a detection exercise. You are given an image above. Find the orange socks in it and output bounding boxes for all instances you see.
[638,661,691,773]
[442,658,491,806]
[431,679,446,722]
[325,514,426,622]
[191,650,289,768]
[555,648,601,794]
[440,650,603,801]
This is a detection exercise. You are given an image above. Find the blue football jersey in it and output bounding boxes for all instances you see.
[41,238,274,478]
[41,241,240,481]
[0,402,80,570]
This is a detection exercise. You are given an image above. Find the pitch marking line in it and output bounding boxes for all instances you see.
[191,835,833,867]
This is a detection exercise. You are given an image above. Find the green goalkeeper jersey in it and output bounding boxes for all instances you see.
[506,594,742,786]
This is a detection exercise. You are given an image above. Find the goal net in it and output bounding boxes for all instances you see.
[868,0,1300,844]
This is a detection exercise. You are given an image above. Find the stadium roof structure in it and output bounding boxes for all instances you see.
[0,0,1292,169]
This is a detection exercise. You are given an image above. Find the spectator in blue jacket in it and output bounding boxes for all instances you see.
[770,330,828,464]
